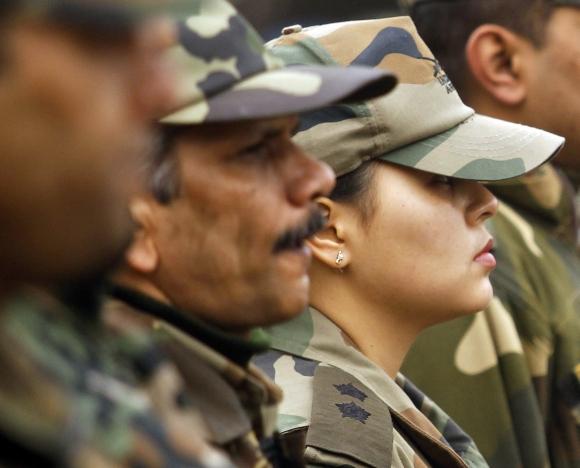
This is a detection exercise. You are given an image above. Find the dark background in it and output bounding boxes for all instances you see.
[235,0,402,40]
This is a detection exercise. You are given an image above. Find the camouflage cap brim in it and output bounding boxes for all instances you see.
[382,114,565,181]
[160,64,397,124]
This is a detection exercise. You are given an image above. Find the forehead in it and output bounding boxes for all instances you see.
[7,1,169,48]
[179,115,300,145]
[547,5,580,33]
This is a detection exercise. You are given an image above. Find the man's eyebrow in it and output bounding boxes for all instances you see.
[290,120,301,136]
[263,127,285,139]
[255,126,285,142]
[266,118,301,137]
[246,117,300,141]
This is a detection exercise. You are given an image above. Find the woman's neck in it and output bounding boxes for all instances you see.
[310,273,424,379]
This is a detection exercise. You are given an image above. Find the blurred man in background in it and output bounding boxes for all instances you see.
[400,1,580,466]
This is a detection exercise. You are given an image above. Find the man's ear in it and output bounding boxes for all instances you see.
[124,198,159,275]
[466,24,530,106]
[307,197,351,270]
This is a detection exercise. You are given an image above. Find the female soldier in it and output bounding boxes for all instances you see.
[254,16,563,467]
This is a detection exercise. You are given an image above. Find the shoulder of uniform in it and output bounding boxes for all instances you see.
[161,331,252,446]
[305,365,393,467]
[253,350,319,434]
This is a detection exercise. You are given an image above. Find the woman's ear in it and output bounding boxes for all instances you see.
[124,198,159,275]
[466,24,530,106]
[307,197,351,270]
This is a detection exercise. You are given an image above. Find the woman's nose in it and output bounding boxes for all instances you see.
[463,181,499,226]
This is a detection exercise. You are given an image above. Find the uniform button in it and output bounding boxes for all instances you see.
[282,24,303,35]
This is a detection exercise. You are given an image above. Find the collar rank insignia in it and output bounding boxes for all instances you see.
[335,402,371,424]
[334,383,368,402]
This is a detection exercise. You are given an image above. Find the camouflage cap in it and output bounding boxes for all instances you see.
[159,0,398,125]
[270,16,564,181]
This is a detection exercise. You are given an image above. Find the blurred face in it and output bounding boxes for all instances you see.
[527,6,580,168]
[148,116,335,332]
[0,17,175,285]
[347,163,498,326]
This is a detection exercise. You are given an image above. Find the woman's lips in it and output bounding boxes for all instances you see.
[474,238,496,268]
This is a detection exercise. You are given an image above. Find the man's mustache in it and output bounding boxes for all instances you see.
[273,209,327,253]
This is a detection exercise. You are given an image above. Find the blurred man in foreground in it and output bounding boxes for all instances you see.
[0,1,226,465]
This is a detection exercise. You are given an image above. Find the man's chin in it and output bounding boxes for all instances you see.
[275,245,313,275]
[53,227,134,302]
[269,276,311,324]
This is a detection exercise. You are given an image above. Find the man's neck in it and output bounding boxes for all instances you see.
[107,278,270,367]
[113,270,171,306]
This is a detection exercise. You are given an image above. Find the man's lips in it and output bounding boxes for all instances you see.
[474,238,496,268]
[276,244,313,277]
[273,210,326,254]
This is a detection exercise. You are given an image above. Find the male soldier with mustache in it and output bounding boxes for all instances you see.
[0,1,233,466]
[399,1,580,467]
[105,0,397,465]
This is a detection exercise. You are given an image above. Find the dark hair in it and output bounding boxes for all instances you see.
[0,0,21,16]
[329,160,379,226]
[411,0,554,96]
[0,1,23,71]
[147,126,183,204]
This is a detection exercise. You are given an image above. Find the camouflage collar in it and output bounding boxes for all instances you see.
[267,307,425,413]
[265,308,486,465]
[109,284,270,367]
[487,164,577,246]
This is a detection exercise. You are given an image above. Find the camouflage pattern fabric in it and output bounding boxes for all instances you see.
[106,286,290,468]
[269,16,562,182]
[0,288,226,467]
[402,164,580,468]
[254,307,488,468]
[159,0,396,124]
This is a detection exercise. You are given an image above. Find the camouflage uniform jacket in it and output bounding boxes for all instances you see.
[0,288,222,467]
[403,164,580,468]
[108,285,292,468]
[254,307,488,468]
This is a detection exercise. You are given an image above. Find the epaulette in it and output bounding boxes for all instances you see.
[305,365,393,467]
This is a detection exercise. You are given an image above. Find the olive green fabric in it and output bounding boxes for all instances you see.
[402,165,580,468]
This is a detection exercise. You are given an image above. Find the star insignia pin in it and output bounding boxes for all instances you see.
[334,383,368,402]
[335,402,371,424]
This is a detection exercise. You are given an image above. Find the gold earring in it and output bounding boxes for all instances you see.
[335,250,345,265]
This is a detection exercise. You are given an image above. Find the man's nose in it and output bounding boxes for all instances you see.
[286,144,336,207]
